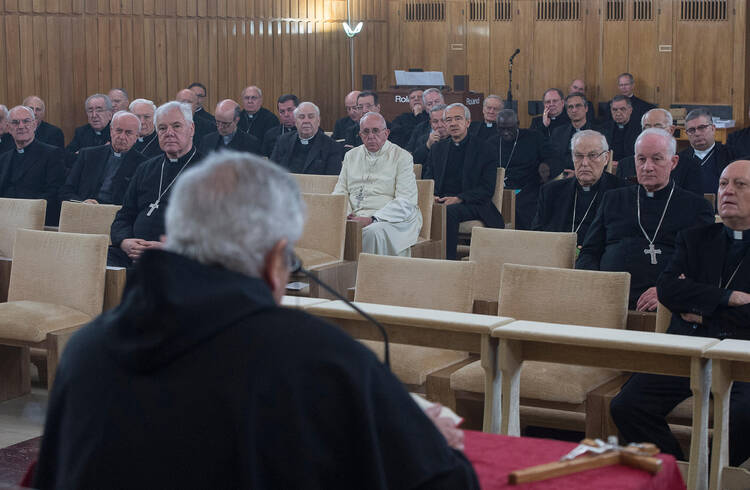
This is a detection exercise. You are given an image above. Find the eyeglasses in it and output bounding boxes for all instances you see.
[244,95,260,101]
[685,124,713,135]
[611,106,631,113]
[9,119,33,127]
[86,108,108,115]
[567,103,585,110]
[215,120,235,128]
[573,150,607,162]
[356,103,375,111]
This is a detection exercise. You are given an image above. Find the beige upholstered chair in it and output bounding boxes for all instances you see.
[292,173,339,194]
[0,229,109,399]
[58,201,121,239]
[469,228,577,314]
[450,264,631,436]
[354,253,475,391]
[455,167,505,257]
[413,164,423,179]
[0,198,46,258]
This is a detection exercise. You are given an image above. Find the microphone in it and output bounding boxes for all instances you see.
[509,49,520,62]
[292,257,391,369]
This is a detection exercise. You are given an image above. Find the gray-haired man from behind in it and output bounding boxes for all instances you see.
[34,150,479,490]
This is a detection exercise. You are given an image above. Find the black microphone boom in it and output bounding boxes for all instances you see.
[507,49,520,103]
[509,48,520,62]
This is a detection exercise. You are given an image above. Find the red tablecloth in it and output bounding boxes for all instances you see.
[464,431,686,490]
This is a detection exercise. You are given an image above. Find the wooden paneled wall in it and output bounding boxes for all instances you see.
[0,0,389,143]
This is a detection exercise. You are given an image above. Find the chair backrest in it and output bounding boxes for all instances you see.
[293,173,339,194]
[413,164,423,179]
[58,202,121,240]
[354,253,475,312]
[469,228,577,302]
[416,179,434,240]
[499,263,630,329]
[9,229,109,317]
[0,198,46,257]
[704,193,716,210]
[493,167,505,212]
[297,193,348,260]
[655,302,672,333]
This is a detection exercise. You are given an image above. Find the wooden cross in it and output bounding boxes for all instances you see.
[508,438,662,484]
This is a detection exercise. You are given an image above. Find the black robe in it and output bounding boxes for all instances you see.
[532,172,626,245]
[727,126,750,158]
[131,131,162,159]
[0,134,14,155]
[237,107,280,143]
[528,111,570,139]
[677,142,735,196]
[390,110,428,149]
[615,155,704,196]
[201,130,261,156]
[332,116,356,141]
[35,120,65,148]
[65,122,111,172]
[193,106,215,128]
[544,120,597,176]
[59,145,147,205]
[0,139,65,225]
[192,116,216,149]
[599,118,641,162]
[658,223,750,340]
[600,95,656,125]
[262,125,296,157]
[468,121,497,142]
[34,249,479,490]
[406,119,432,155]
[576,183,714,308]
[270,129,343,175]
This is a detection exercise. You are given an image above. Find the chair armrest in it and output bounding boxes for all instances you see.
[502,190,516,229]
[626,310,657,332]
[431,203,446,243]
[0,257,10,303]
[343,219,364,261]
[104,267,127,311]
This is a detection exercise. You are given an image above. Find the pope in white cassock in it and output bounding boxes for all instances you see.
[333,111,422,256]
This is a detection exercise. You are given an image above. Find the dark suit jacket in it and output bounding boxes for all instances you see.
[0,139,65,225]
[544,120,597,176]
[616,154,704,196]
[658,223,750,340]
[270,129,343,175]
[529,112,570,139]
[598,119,641,161]
[36,121,65,148]
[468,121,497,141]
[193,107,215,128]
[237,107,280,143]
[65,123,111,171]
[423,134,503,228]
[677,142,735,195]
[728,126,750,158]
[262,126,296,157]
[59,145,147,205]
[0,135,14,155]
[332,116,356,141]
[201,130,261,156]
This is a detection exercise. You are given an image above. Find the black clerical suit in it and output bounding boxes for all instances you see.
[0,134,14,155]
[468,121,497,142]
[237,107,280,143]
[677,142,735,196]
[728,126,750,158]
[262,125,296,157]
[611,223,750,466]
[616,155,704,196]
[406,119,432,155]
[599,118,641,162]
[601,95,656,125]
[533,172,626,245]
[192,116,216,150]
[59,145,147,205]
[424,134,503,260]
[35,120,65,148]
[270,129,343,175]
[201,130,261,156]
[192,107,215,128]
[528,111,570,139]
[131,132,162,159]
[108,148,203,267]
[332,116,357,141]
[34,249,479,490]
[576,183,714,309]
[390,110,428,149]
[66,122,111,156]
[544,120,597,177]
[0,139,65,225]
[487,129,546,230]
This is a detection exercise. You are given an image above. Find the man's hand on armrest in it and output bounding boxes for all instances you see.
[729,291,750,307]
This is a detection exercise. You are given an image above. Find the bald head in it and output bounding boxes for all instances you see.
[569,79,586,94]
[214,99,241,137]
[345,90,362,122]
[176,89,199,113]
[22,96,45,125]
[718,160,750,229]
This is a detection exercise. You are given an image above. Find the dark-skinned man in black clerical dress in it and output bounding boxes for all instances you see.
[611,160,750,468]
[34,151,478,490]
[406,88,446,154]
[0,105,65,225]
[332,90,360,141]
[108,101,204,268]
[390,88,429,149]
[533,130,626,245]
[0,105,14,155]
[488,109,546,230]
[60,111,146,205]
[423,103,503,260]
[410,104,449,165]
[65,94,113,170]
[599,95,641,165]
[544,92,598,179]
[129,98,162,159]
[576,128,714,310]
[238,85,280,143]
[201,99,261,155]
[529,88,569,138]
[467,95,503,142]
[678,108,736,197]
[24,96,64,148]
[271,101,342,175]
[262,94,298,157]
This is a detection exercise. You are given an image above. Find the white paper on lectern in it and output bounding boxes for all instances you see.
[394,70,445,86]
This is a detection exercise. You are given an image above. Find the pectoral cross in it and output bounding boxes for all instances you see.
[644,243,662,265]
[146,201,159,217]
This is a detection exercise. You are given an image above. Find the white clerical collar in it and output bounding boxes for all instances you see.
[113,151,122,158]
[223,133,234,145]
[485,122,493,128]
[734,230,744,240]
[581,185,591,192]
[168,158,178,163]
[646,191,654,197]
[16,148,24,154]
[300,135,314,145]
[617,124,625,129]
[694,143,715,160]
[94,130,101,136]
[138,137,143,142]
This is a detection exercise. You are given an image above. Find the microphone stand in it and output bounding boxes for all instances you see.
[507,57,514,104]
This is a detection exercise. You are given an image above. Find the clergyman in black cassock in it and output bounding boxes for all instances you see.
[410,105,449,165]
[238,86,280,142]
[201,99,261,156]
[390,89,429,149]
[271,129,342,175]
[677,142,734,195]
[66,121,111,155]
[35,120,65,148]
[65,94,113,169]
[132,131,161,158]
[598,96,641,162]
[262,124,295,157]
[467,95,503,142]
[727,120,750,158]
[0,132,13,155]
[332,90,361,141]
[528,88,569,138]
[611,161,750,466]
[543,93,598,177]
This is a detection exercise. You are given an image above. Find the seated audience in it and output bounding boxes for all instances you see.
[343,91,390,150]
[678,108,735,196]
[0,105,13,154]
[390,88,428,149]
[201,99,261,155]
[411,104,449,165]
[529,88,569,138]
[176,88,215,144]
[332,90,360,141]
[468,95,503,142]
[108,88,130,112]
[130,98,162,158]
[406,88,446,154]
[238,85,280,142]
[545,92,597,178]
[599,95,641,163]
[23,96,64,148]
[189,82,216,127]
[66,93,113,168]
[262,93,298,157]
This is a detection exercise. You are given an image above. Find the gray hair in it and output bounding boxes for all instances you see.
[242,85,262,98]
[484,95,503,107]
[85,93,112,112]
[293,101,320,118]
[110,88,129,99]
[129,98,156,113]
[165,151,306,277]
[641,108,673,129]
[571,129,609,153]
[0,105,9,121]
[429,104,447,114]
[359,111,386,128]
[155,101,193,126]
[444,103,471,121]
[686,108,713,124]
[11,105,35,121]
[635,128,677,157]
[422,87,443,104]
[611,94,632,107]
[111,110,142,132]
